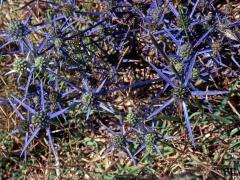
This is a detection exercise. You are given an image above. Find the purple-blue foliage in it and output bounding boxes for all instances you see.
[0,0,239,164]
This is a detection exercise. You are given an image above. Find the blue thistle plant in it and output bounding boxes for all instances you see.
[0,0,238,166]
[133,122,175,157]
[5,57,30,82]
[8,80,77,158]
[37,24,68,55]
[145,1,164,25]
[8,21,30,41]
[12,59,29,74]
[73,78,114,121]
[0,20,31,54]
[0,16,46,55]
[126,111,139,126]
[34,56,48,73]
[147,60,228,147]
[49,0,102,21]
[6,53,53,98]
[100,114,136,164]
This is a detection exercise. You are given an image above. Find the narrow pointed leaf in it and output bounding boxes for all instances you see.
[182,101,196,148]
[149,63,176,88]
[20,127,41,157]
[56,102,67,120]
[134,143,147,156]
[100,145,114,157]
[148,98,175,119]
[46,127,58,158]
[12,96,36,114]
[49,106,70,119]
[154,145,163,157]
[191,90,228,96]
[193,28,212,48]
[100,122,116,136]
[184,55,196,87]
[24,69,33,98]
[8,99,25,120]
[23,132,28,161]
[124,146,136,165]
[96,78,107,94]
[40,80,45,111]
[99,102,114,114]
[190,0,200,18]
[86,105,92,121]
[168,2,180,17]
[82,78,90,91]
[144,84,168,116]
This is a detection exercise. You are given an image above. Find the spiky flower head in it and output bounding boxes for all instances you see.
[13,59,29,74]
[179,44,191,58]
[81,92,93,107]
[35,56,47,72]
[126,111,138,125]
[170,58,184,72]
[146,144,155,154]
[54,37,64,49]
[191,68,200,79]
[144,132,158,144]
[211,41,222,54]
[31,112,48,128]
[8,21,29,40]
[172,87,191,99]
[147,7,163,22]
[113,135,126,148]
[175,62,184,72]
